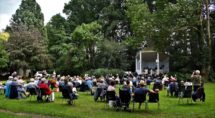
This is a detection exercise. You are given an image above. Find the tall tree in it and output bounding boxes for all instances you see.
[126,0,211,73]
[5,25,52,77]
[10,0,44,31]
[96,40,129,70]
[99,0,131,41]
[46,14,72,73]
[72,22,103,69]
[63,0,109,33]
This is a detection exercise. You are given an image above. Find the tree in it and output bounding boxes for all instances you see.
[63,0,109,33]
[126,0,213,74]
[10,0,44,31]
[98,0,131,41]
[71,22,103,70]
[0,32,10,69]
[96,40,129,70]
[5,25,52,77]
[46,14,72,73]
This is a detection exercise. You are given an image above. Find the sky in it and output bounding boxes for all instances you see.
[0,0,70,31]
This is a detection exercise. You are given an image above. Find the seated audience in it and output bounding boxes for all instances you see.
[5,76,13,97]
[38,78,53,102]
[64,79,78,104]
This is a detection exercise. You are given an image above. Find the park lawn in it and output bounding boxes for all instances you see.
[0,83,214,118]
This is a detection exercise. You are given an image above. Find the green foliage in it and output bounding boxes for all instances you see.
[72,22,102,47]
[63,0,109,32]
[11,0,44,30]
[98,0,131,41]
[0,40,9,69]
[85,68,124,78]
[71,22,103,70]
[168,71,191,81]
[46,14,71,72]
[126,0,213,74]
[208,69,215,82]
[5,25,52,72]
[96,40,129,70]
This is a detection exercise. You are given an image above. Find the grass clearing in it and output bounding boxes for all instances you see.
[0,83,214,118]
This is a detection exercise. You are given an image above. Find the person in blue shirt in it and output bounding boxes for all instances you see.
[134,80,154,95]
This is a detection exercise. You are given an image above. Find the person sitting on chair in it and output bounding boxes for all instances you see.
[38,78,53,102]
[91,79,97,95]
[107,81,121,109]
[134,80,154,95]
[122,80,133,93]
[25,78,38,96]
[17,79,29,99]
[64,79,78,104]
[5,76,13,97]
[133,80,155,109]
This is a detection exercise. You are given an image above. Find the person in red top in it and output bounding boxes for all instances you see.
[38,78,52,95]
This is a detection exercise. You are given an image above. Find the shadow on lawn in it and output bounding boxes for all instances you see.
[101,107,162,115]
[177,102,204,107]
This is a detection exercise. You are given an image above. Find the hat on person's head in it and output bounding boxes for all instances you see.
[60,76,65,81]
[41,78,46,82]
[30,78,35,82]
[8,76,13,80]
[100,79,104,82]
[195,70,200,74]
[139,80,145,86]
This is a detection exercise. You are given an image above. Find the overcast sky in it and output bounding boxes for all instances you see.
[0,0,70,31]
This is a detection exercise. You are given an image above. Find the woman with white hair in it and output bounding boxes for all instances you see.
[191,70,203,92]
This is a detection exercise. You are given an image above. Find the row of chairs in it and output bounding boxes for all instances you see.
[105,89,160,111]
[27,88,51,102]
[178,85,205,103]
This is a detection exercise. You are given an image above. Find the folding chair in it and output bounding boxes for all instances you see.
[119,89,131,110]
[9,85,18,99]
[37,88,50,102]
[132,92,147,111]
[178,86,192,103]
[27,87,38,101]
[61,86,72,104]
[105,91,116,108]
[94,88,102,101]
[146,92,160,110]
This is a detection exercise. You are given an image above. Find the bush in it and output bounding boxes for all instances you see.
[85,68,124,78]
[168,72,191,81]
[208,69,215,82]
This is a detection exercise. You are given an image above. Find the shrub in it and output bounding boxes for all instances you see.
[85,68,124,78]
[168,72,191,81]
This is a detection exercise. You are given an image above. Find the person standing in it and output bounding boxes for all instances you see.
[191,70,202,92]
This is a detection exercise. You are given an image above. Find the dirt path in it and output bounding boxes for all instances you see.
[0,109,57,118]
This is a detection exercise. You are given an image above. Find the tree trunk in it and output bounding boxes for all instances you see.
[205,0,212,77]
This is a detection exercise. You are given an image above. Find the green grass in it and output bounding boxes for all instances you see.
[0,83,215,118]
